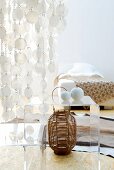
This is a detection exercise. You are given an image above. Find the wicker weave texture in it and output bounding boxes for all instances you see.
[48,109,76,155]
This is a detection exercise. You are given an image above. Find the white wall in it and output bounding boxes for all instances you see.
[58,0,114,81]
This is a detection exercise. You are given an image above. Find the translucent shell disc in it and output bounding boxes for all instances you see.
[15,53,27,64]
[35,21,41,33]
[48,61,55,72]
[15,38,27,50]
[0,26,6,39]
[13,7,24,20]
[26,0,38,8]
[35,63,43,74]
[40,79,47,89]
[2,86,11,97]
[24,105,33,114]
[56,3,67,17]
[24,87,32,98]
[25,125,34,135]
[2,97,14,109]
[26,137,34,144]
[14,24,27,34]
[49,15,59,27]
[1,74,10,85]
[0,10,4,24]
[2,112,9,122]
[18,0,26,5]
[39,103,49,113]
[26,11,38,24]
[17,132,24,140]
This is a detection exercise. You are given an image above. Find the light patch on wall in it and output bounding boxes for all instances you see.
[58,0,114,81]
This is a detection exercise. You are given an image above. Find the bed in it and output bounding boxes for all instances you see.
[55,63,114,106]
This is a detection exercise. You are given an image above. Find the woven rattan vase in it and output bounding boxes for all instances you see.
[48,109,76,155]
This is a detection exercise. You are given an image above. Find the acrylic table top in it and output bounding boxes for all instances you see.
[46,147,114,170]
[0,146,113,170]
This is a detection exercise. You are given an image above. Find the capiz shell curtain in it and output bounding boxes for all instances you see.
[0,0,67,122]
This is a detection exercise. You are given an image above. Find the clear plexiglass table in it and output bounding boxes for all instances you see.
[0,121,47,170]
[51,96,100,170]
[0,96,100,170]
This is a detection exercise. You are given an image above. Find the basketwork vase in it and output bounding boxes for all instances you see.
[48,109,77,155]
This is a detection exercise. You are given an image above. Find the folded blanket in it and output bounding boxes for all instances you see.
[55,74,114,104]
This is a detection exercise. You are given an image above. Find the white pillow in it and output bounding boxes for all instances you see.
[67,63,104,77]
[58,63,73,74]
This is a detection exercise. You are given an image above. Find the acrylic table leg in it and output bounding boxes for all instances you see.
[23,146,46,170]
[23,146,35,170]
[40,147,46,170]
[23,146,27,170]
[40,125,47,170]
[90,104,100,170]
